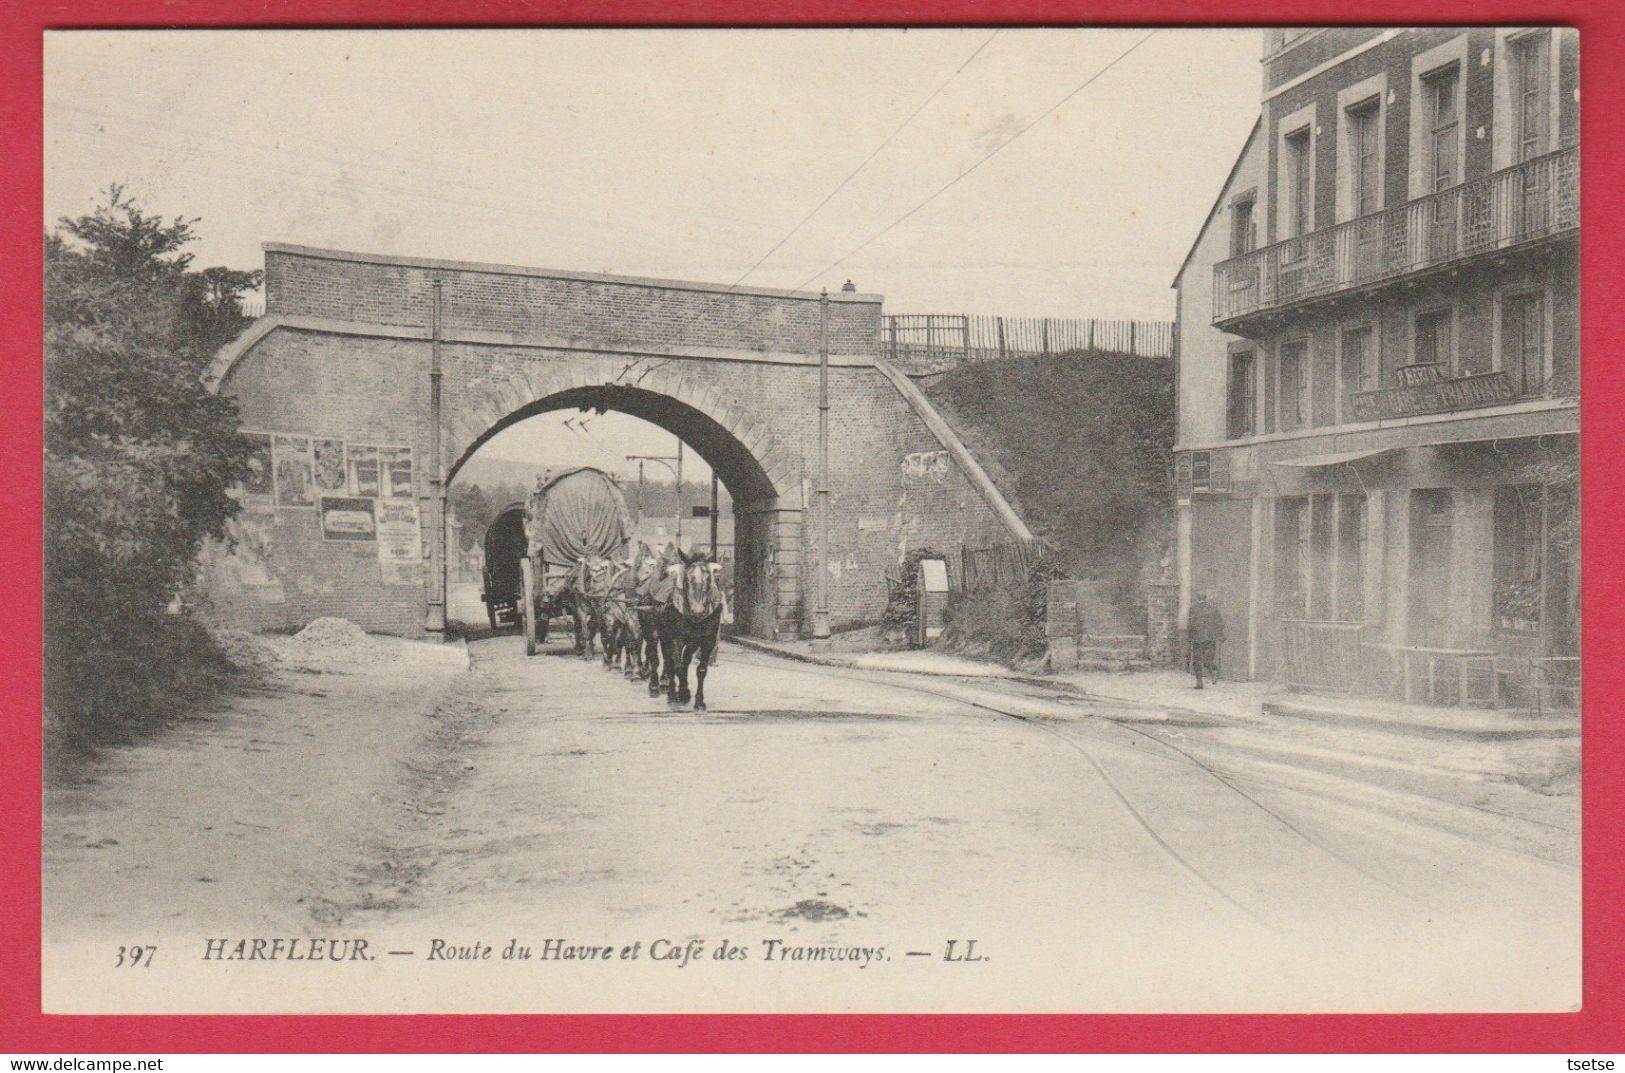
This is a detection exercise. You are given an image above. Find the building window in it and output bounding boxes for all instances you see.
[1500,290,1547,397]
[1274,492,1366,622]
[1335,493,1366,623]
[1493,485,1544,633]
[1285,127,1313,237]
[1268,28,1315,54]
[1413,308,1454,372]
[1511,31,1552,162]
[1275,497,1311,619]
[1227,351,1256,438]
[1278,339,1308,430]
[1339,325,1373,419]
[1230,195,1257,257]
[1408,489,1455,646]
[1347,97,1382,216]
[1423,63,1461,191]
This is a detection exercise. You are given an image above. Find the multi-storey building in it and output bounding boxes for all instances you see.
[1172,28,1578,707]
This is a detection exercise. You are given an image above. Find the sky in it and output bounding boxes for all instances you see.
[43,27,1263,478]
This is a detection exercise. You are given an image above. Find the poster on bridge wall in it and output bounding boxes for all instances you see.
[319,496,377,542]
[376,498,423,585]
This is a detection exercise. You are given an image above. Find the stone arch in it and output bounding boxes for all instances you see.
[445,359,805,639]
[446,359,799,510]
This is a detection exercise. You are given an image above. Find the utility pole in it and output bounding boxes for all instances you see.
[709,474,720,558]
[626,451,683,545]
[426,278,446,634]
[633,459,645,528]
[813,288,831,647]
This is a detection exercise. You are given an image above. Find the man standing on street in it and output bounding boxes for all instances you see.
[1189,590,1224,689]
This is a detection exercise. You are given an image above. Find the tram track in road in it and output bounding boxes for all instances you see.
[477,635,1565,924]
[719,647,1575,921]
[721,649,1276,927]
[728,646,1574,870]
[1094,718,1448,914]
[473,632,1275,923]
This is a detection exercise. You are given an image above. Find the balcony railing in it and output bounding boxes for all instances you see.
[1214,145,1578,324]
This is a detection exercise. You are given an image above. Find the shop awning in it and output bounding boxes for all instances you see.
[1272,448,1394,468]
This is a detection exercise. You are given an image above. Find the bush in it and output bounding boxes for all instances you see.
[44,187,258,753]
[941,557,1066,664]
[45,616,241,760]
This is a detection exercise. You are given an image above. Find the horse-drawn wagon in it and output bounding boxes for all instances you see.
[478,503,527,631]
[517,467,631,656]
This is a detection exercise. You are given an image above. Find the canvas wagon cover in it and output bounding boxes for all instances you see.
[527,467,630,566]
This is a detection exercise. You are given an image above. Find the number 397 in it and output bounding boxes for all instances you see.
[115,945,156,968]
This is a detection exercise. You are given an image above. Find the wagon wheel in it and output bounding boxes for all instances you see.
[521,559,538,656]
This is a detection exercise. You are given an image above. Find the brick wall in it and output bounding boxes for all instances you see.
[266,246,880,356]
[1262,28,1579,245]
[1146,581,1180,665]
[208,247,1019,639]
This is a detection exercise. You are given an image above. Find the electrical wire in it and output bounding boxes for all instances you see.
[788,29,1160,292]
[722,29,1000,290]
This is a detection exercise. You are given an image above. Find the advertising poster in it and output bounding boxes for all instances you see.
[318,495,378,542]
[271,434,314,508]
[376,498,422,584]
[240,431,273,505]
[312,437,348,493]
[348,444,381,497]
[384,445,415,499]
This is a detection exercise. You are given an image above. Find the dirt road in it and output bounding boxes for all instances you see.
[43,615,1579,1014]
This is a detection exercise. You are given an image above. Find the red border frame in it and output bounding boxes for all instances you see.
[5,1,1621,1054]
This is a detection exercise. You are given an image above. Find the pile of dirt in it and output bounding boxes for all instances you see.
[271,617,398,671]
[293,617,370,647]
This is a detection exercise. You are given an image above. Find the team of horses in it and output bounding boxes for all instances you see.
[547,543,728,711]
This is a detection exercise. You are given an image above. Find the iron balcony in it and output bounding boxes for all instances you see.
[1212,145,1578,329]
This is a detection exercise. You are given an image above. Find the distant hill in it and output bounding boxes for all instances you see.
[453,455,554,491]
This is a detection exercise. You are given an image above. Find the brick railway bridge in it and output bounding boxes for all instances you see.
[202,244,1029,640]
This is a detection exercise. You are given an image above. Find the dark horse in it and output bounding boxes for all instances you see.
[657,553,727,710]
[571,555,614,660]
[601,551,647,679]
[631,549,668,696]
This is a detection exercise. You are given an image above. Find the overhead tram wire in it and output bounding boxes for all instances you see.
[622,30,1005,365]
[787,29,1160,293]
[720,29,1000,292]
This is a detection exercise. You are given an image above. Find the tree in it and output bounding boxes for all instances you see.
[449,483,492,551]
[45,186,256,742]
